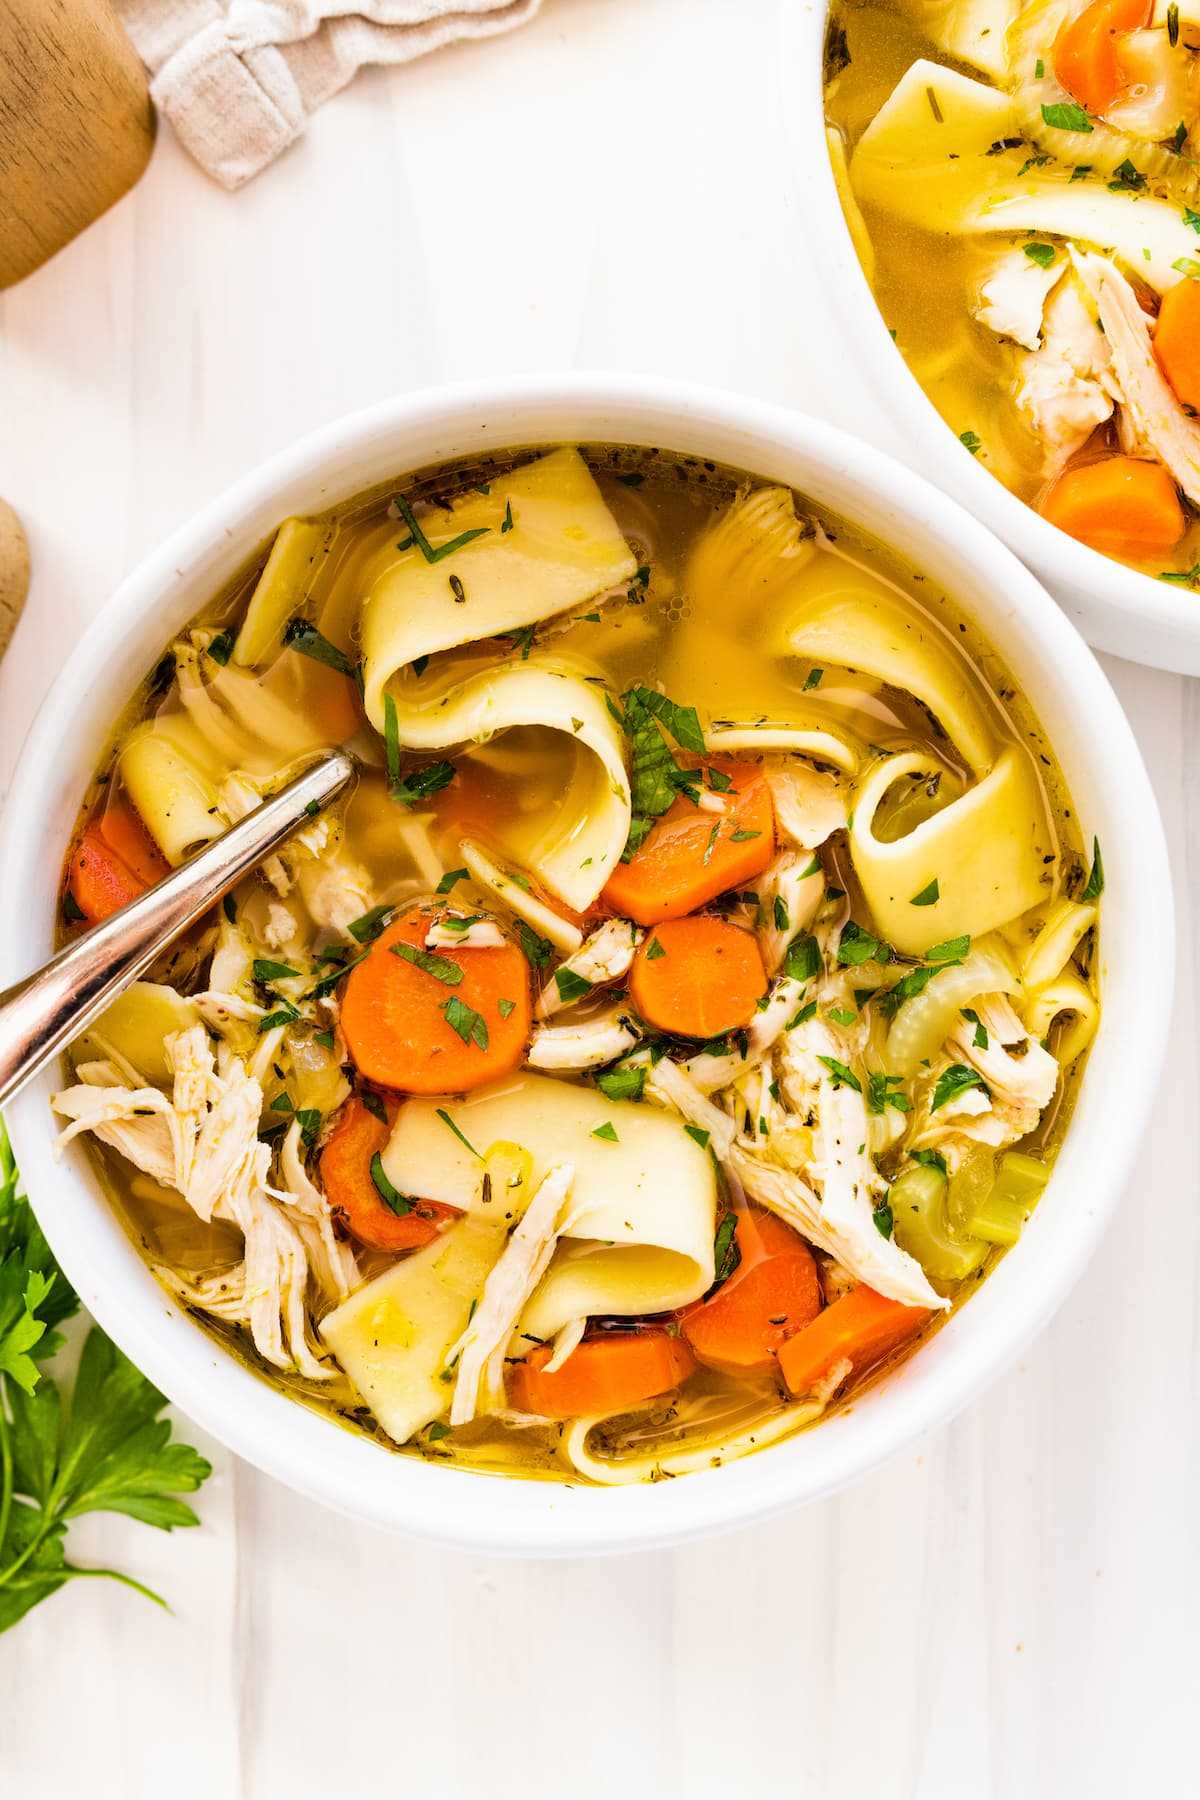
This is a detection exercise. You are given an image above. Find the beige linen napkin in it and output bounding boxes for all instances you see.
[115,0,542,189]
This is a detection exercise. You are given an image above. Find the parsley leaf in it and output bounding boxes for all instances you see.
[867,1071,911,1116]
[1023,242,1056,268]
[930,1063,990,1113]
[440,996,489,1050]
[393,494,490,563]
[817,1055,862,1093]
[282,617,355,678]
[710,1213,741,1291]
[390,760,456,809]
[591,1122,619,1143]
[597,1065,646,1103]
[514,921,554,968]
[684,1125,711,1150]
[436,868,469,895]
[837,920,890,966]
[1080,836,1104,901]
[554,968,593,1005]
[346,904,396,944]
[370,1152,412,1214]
[391,942,463,984]
[1042,100,1093,132]
[784,931,822,982]
[911,1147,949,1175]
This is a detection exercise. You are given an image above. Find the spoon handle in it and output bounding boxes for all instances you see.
[0,751,356,1110]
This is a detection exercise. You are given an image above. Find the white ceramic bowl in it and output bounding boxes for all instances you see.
[783,0,1200,677]
[0,377,1170,1554]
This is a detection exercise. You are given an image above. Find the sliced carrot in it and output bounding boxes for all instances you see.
[508,1329,697,1420]
[319,1092,460,1252]
[628,914,767,1039]
[601,757,775,925]
[1040,455,1185,558]
[340,904,531,1093]
[778,1285,931,1398]
[67,800,169,924]
[680,1207,822,1376]
[1053,0,1150,115]
[1154,275,1200,413]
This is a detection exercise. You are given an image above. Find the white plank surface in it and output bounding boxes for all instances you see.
[0,0,1197,1793]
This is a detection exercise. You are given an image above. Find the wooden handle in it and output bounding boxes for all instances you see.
[0,0,156,288]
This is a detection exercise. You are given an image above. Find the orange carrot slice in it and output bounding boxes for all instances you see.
[319,1092,460,1252]
[1040,455,1185,558]
[67,800,169,924]
[340,904,531,1093]
[1053,0,1150,115]
[1155,275,1200,412]
[508,1329,697,1420]
[680,1207,822,1376]
[628,914,768,1039]
[601,757,775,925]
[777,1285,931,1397]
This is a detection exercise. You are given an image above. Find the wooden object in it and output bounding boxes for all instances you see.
[0,499,29,660]
[0,0,155,288]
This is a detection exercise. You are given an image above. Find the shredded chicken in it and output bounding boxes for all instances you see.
[1073,250,1200,505]
[1013,271,1115,466]
[449,1163,576,1425]
[755,850,826,977]
[763,758,847,849]
[535,917,641,1019]
[425,916,507,950]
[51,1025,352,1377]
[971,247,1064,351]
[527,1008,640,1071]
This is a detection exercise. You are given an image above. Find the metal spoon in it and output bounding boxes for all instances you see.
[0,750,356,1109]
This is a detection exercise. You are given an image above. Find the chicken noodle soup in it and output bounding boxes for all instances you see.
[824,0,1200,581]
[53,445,1100,1484]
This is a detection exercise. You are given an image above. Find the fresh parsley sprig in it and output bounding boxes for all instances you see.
[0,1120,211,1635]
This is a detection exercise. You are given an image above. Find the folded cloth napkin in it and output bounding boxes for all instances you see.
[115,0,542,189]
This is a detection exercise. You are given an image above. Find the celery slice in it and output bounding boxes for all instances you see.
[889,1163,988,1281]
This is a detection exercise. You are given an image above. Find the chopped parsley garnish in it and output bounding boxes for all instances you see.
[282,617,355,677]
[803,667,824,691]
[1034,55,1045,77]
[1070,164,1093,182]
[554,967,593,1005]
[393,493,490,563]
[911,1147,949,1175]
[614,685,707,858]
[597,1065,646,1103]
[930,1063,990,1113]
[817,1055,861,1093]
[370,1152,412,1214]
[360,1089,388,1124]
[514,920,554,968]
[684,1125,711,1150]
[925,934,970,962]
[729,829,761,842]
[436,867,469,894]
[1168,1,1180,43]
[253,959,301,982]
[1108,157,1146,193]
[304,947,371,1001]
[1022,242,1056,268]
[63,890,86,923]
[786,1000,818,1029]
[867,1071,911,1116]
[347,904,396,944]
[383,691,402,787]
[959,430,983,455]
[440,996,489,1050]
[784,931,822,982]
[961,1006,989,1050]
[504,623,536,660]
[1172,121,1188,155]
[207,628,235,665]
[221,893,238,924]
[1186,206,1200,234]
[592,1121,620,1142]
[773,894,790,932]
[436,1108,482,1159]
[313,1029,336,1051]
[837,920,890,966]
[500,500,514,533]
[873,1203,894,1239]
[391,942,463,984]
[390,759,457,809]
[910,877,940,907]
[1041,100,1093,132]
[426,1421,452,1442]
[1080,835,1104,901]
[270,1092,322,1147]
[498,998,516,1018]
[702,823,720,866]
[710,1212,741,1289]
[828,1006,857,1027]
[645,936,666,961]
[259,1005,300,1032]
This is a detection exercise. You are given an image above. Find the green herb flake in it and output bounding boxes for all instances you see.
[710,1212,741,1289]
[960,430,983,454]
[1108,157,1146,193]
[911,1147,949,1175]
[347,903,396,944]
[62,890,86,923]
[370,1151,412,1214]
[1034,55,1045,76]
[206,628,235,666]
[925,934,970,963]
[873,1203,894,1239]
[644,936,666,961]
[282,617,355,677]
[313,1029,336,1051]
[436,1108,483,1160]
[440,996,489,1050]
[1022,242,1056,268]
[1042,100,1093,132]
[828,1006,857,1027]
[930,1062,990,1113]
[383,691,402,787]
[1080,835,1104,901]
[773,894,790,932]
[253,958,302,982]
[867,1070,911,1116]
[390,759,456,809]
[597,1065,646,1103]
[360,1089,388,1125]
[554,967,593,1005]
[803,667,824,691]
[1186,206,1200,234]
[730,829,761,842]
[784,931,822,982]
[500,500,514,533]
[393,493,490,564]
[961,1006,989,1050]
[837,920,889,967]
[1168,1,1180,43]
[592,1121,620,1142]
[436,868,469,895]
[391,942,463,984]
[498,998,516,1019]
[426,1421,452,1441]
[514,920,554,968]
[786,1000,819,1029]
[910,877,940,907]
[817,1055,862,1093]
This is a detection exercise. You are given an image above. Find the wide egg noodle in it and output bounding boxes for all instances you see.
[359,447,637,732]
[385,656,631,911]
[383,1073,717,1342]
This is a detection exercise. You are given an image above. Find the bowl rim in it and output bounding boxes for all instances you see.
[0,373,1172,1555]
[780,0,1200,676]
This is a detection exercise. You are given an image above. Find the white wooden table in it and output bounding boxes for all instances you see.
[1,1,1196,1792]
